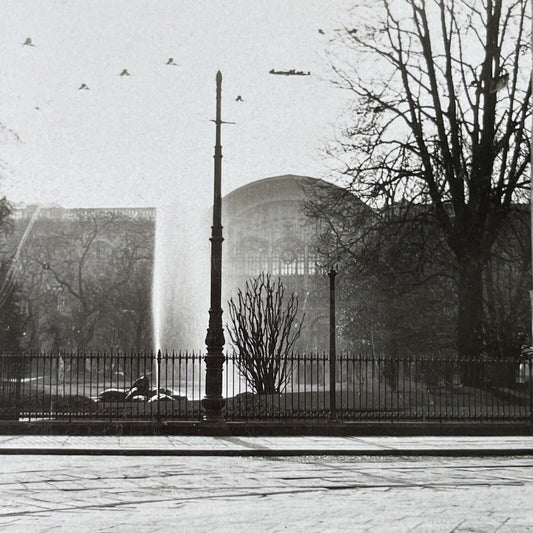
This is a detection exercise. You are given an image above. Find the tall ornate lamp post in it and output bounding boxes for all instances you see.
[202,71,225,420]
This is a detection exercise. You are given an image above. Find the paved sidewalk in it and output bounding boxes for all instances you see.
[1,435,533,455]
[2,453,533,531]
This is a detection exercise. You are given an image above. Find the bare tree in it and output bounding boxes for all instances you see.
[227,274,303,394]
[97,241,153,352]
[309,0,530,372]
[21,212,120,351]
[19,211,153,352]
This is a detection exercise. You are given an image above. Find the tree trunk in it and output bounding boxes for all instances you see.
[456,256,484,385]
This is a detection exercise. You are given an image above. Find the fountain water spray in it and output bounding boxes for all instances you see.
[151,202,210,396]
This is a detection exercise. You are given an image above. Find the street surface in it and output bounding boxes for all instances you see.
[2,451,533,531]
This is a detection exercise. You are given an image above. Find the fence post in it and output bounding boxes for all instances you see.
[328,268,337,421]
[518,354,533,425]
[157,349,162,420]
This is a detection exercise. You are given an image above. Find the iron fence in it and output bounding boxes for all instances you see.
[0,351,531,422]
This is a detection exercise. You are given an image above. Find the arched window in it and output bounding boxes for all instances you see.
[273,238,305,276]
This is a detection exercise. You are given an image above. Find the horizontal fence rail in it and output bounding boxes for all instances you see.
[0,351,531,423]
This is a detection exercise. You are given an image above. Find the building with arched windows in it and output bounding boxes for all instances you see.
[222,174,336,351]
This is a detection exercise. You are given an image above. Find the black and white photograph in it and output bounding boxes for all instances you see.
[0,0,531,531]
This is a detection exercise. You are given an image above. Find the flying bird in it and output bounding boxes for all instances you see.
[23,37,35,46]
[120,69,130,76]
[235,95,244,102]
[79,83,89,90]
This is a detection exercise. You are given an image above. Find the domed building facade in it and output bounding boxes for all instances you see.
[222,174,333,351]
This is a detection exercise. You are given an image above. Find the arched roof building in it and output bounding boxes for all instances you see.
[222,174,351,351]
[223,175,321,281]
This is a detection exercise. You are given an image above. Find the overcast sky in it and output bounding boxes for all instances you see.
[0,0,355,208]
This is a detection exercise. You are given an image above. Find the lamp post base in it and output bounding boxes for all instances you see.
[202,348,225,420]
[201,398,229,434]
[201,397,226,421]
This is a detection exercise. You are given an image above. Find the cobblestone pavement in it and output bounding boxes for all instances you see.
[2,454,533,532]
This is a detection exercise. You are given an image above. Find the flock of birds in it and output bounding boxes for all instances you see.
[22,36,314,105]
[24,37,180,93]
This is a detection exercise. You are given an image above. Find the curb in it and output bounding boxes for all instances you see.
[0,420,532,437]
[0,447,533,457]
